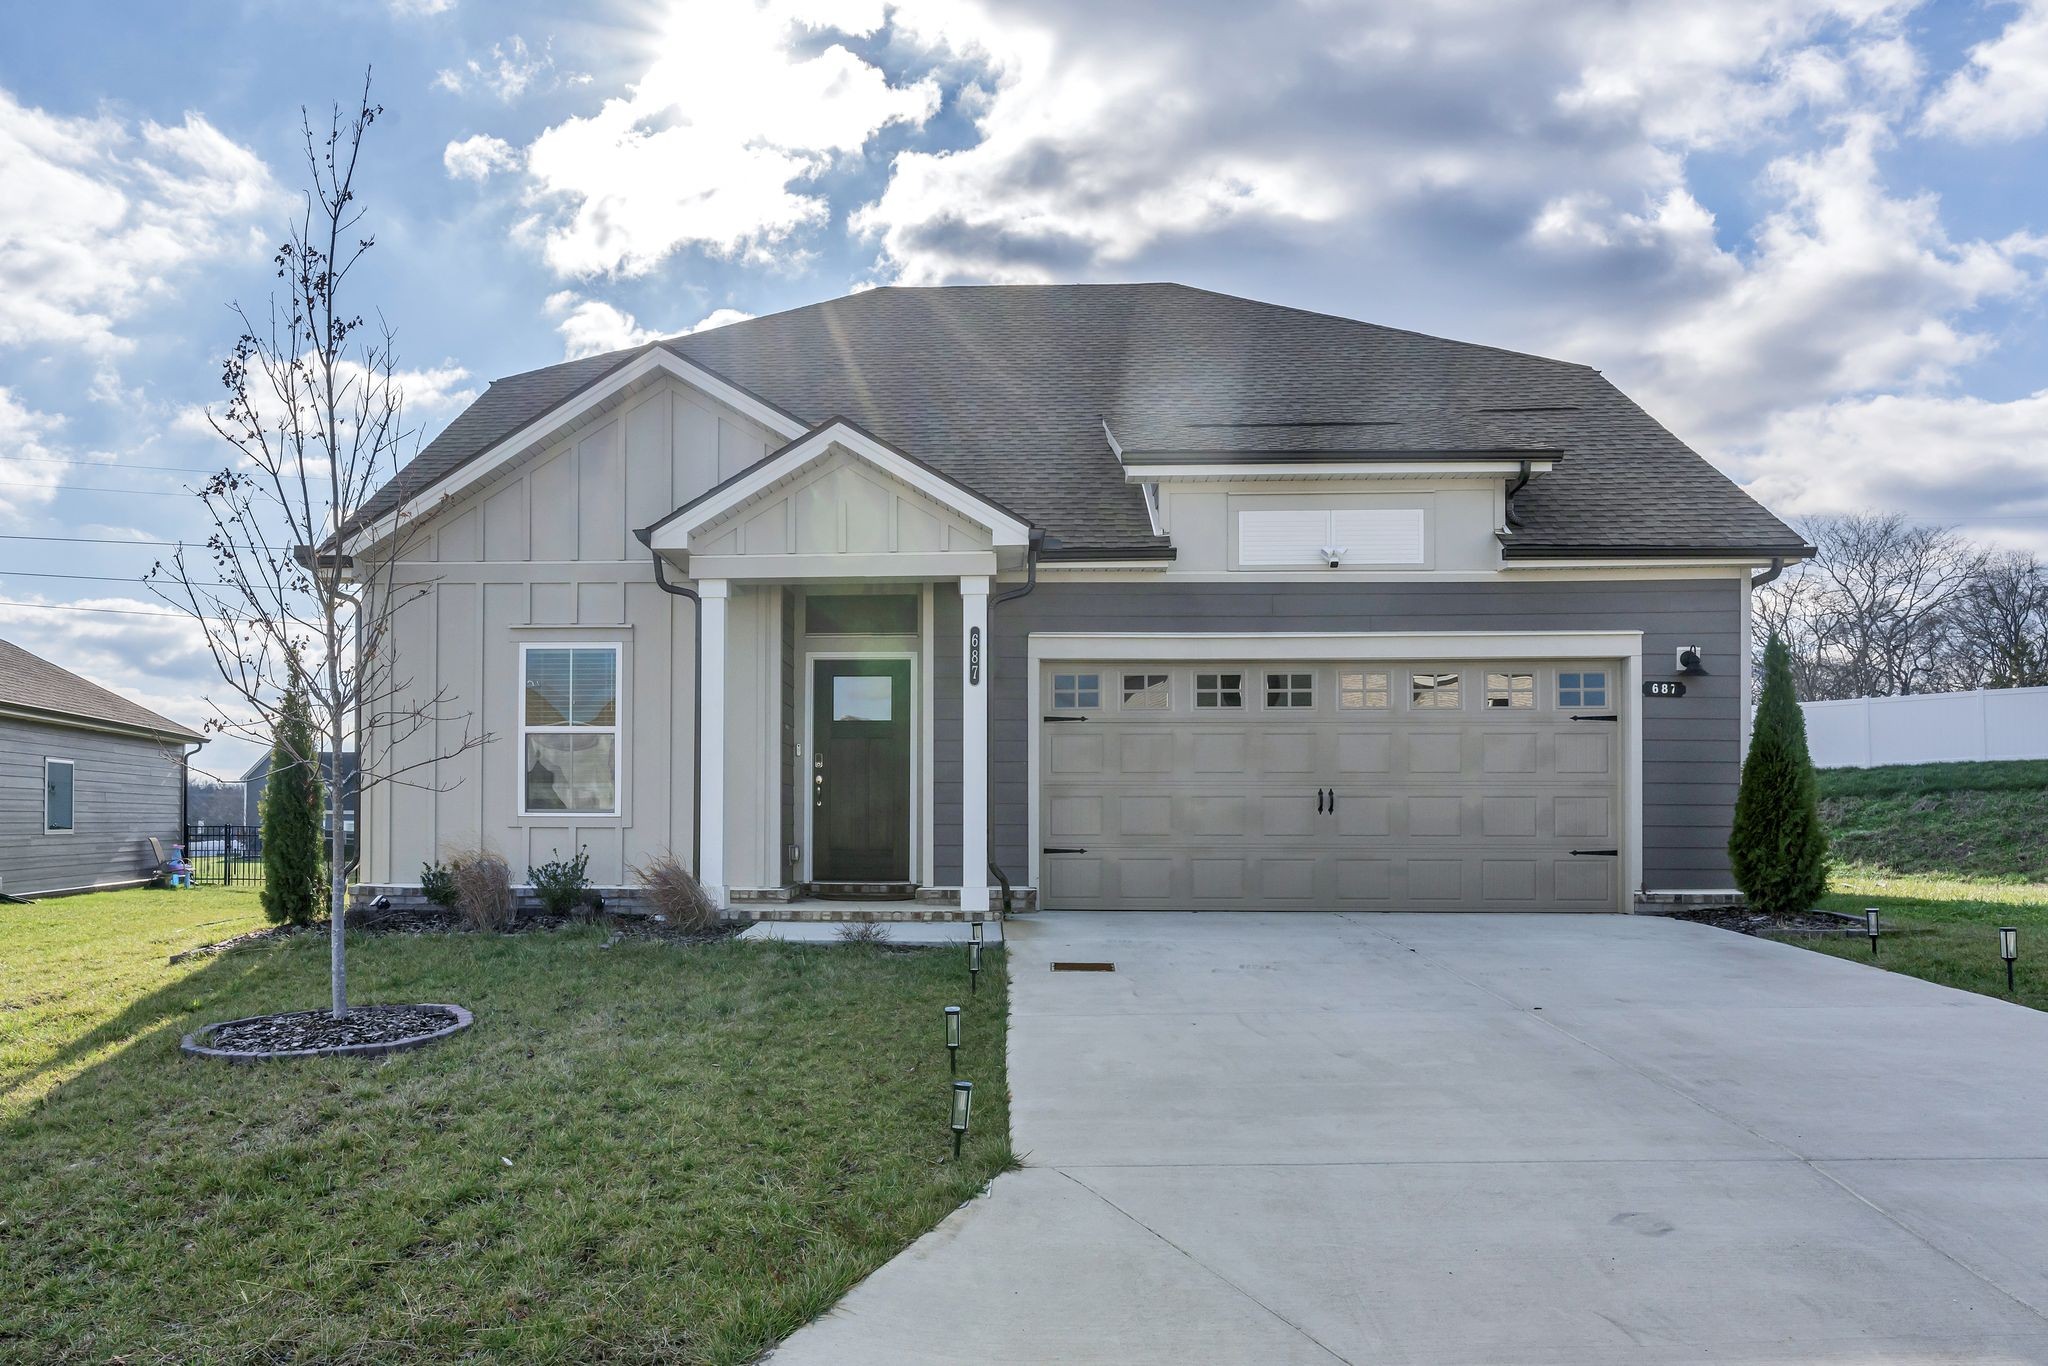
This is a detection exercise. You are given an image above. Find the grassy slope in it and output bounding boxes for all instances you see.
[1,889,1011,1364]
[1784,761,2048,1008]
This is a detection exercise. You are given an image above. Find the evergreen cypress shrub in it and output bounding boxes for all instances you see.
[260,668,327,926]
[1729,630,1829,913]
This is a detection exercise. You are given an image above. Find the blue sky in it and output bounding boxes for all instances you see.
[3,0,2047,774]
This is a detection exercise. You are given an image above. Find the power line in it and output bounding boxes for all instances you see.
[0,533,186,548]
[0,568,237,588]
[0,478,196,496]
[3,452,228,475]
[0,597,190,619]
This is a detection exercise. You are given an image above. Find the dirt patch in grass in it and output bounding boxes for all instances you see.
[1664,906,1867,937]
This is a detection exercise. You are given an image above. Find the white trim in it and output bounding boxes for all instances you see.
[765,589,784,886]
[960,575,991,914]
[43,756,75,834]
[1024,629,1644,913]
[651,420,1031,553]
[1131,459,1555,481]
[687,551,999,582]
[1500,557,1794,572]
[698,582,729,907]
[0,704,197,745]
[345,348,808,556]
[1739,573,1755,755]
[919,582,937,886]
[515,641,623,819]
[801,650,920,885]
[1028,565,1754,583]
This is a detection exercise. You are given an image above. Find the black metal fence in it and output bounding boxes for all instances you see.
[182,824,357,886]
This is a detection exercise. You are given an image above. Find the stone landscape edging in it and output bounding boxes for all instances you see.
[180,1003,474,1064]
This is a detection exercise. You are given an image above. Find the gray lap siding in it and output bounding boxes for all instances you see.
[0,717,186,897]
[976,578,1744,895]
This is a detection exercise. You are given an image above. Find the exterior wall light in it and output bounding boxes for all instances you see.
[969,939,982,995]
[945,1004,962,1074]
[951,1079,974,1157]
[1866,907,1880,958]
[2001,926,2018,993]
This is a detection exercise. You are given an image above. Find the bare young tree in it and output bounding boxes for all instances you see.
[151,73,481,1018]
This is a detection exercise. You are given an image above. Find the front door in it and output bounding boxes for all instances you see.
[811,658,912,882]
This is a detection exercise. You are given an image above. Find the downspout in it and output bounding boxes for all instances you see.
[179,740,201,854]
[638,529,703,877]
[1504,460,1532,529]
[1750,556,1786,589]
[983,528,1047,914]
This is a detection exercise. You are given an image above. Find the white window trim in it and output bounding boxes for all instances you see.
[1194,670,1246,709]
[44,756,74,834]
[517,642,623,819]
[1119,671,1172,711]
[1261,669,1317,710]
[1050,670,1103,711]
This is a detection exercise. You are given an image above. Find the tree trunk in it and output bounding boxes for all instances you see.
[329,717,349,1019]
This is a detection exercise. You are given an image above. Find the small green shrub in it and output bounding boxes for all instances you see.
[419,861,457,909]
[529,846,593,918]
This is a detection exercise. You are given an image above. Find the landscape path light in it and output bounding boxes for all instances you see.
[969,939,982,995]
[1866,907,1880,958]
[2001,926,2018,994]
[951,1079,974,1157]
[945,1004,961,1074]
[971,919,985,946]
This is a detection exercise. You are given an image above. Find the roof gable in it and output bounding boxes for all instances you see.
[0,638,201,741]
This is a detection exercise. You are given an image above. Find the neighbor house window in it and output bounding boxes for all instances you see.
[1121,673,1170,710]
[1051,672,1100,709]
[1338,670,1390,709]
[1411,672,1461,709]
[522,645,620,815]
[1558,670,1608,708]
[1485,672,1535,709]
[1195,672,1243,708]
[44,758,74,833]
[1265,672,1314,708]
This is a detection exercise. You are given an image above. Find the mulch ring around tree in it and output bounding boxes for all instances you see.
[182,1004,472,1063]
[1664,906,1876,937]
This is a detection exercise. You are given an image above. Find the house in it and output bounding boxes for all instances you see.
[341,284,1810,915]
[236,750,360,833]
[0,637,203,898]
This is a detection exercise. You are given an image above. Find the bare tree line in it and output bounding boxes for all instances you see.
[1755,512,2048,701]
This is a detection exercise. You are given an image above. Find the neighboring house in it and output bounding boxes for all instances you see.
[236,750,360,832]
[340,284,1810,914]
[0,637,203,898]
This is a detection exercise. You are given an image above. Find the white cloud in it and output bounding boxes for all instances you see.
[0,88,279,363]
[171,361,476,454]
[443,133,520,182]
[0,387,66,521]
[543,292,753,358]
[434,35,557,102]
[513,0,940,276]
[1922,0,2048,140]
[1533,119,2047,443]
[387,0,456,16]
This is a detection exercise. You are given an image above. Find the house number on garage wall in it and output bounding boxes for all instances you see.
[969,627,981,685]
[1643,680,1687,698]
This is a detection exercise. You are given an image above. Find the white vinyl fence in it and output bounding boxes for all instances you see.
[1800,686,2048,769]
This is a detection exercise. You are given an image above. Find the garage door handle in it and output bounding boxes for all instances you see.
[1327,788,1336,812]
[1042,846,1087,855]
[1570,714,1619,722]
[1316,789,1324,813]
[1570,848,1619,857]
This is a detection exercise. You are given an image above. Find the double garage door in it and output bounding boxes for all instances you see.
[1038,660,1624,912]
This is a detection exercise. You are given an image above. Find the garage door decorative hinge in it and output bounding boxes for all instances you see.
[1042,715,1089,723]
[1042,846,1087,855]
[1569,848,1620,857]
[1569,714,1620,722]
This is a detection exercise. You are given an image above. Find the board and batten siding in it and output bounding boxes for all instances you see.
[983,577,1746,894]
[0,717,185,897]
[360,375,784,890]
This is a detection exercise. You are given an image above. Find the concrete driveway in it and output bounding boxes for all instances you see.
[770,913,2048,1364]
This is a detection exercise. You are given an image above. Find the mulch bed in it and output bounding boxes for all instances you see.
[171,911,740,963]
[204,1004,459,1053]
[1664,906,1867,936]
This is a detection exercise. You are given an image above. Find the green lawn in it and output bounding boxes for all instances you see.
[0,887,1012,1364]
[1766,759,2048,1009]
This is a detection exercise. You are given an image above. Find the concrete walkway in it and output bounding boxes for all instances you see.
[768,913,2048,1363]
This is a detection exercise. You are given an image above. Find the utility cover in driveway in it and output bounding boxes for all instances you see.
[1039,660,1622,910]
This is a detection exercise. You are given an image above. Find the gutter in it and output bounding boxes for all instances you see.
[636,528,703,877]
[1750,556,1787,589]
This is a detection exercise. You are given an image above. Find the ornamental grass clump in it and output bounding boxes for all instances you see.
[631,851,719,932]
[447,847,515,932]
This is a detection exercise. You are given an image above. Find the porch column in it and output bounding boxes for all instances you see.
[698,578,730,909]
[960,575,990,914]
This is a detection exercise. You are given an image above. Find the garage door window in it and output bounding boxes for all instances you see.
[1195,672,1244,708]
[1265,672,1314,708]
[1121,673,1170,710]
[1052,672,1100,709]
[1337,670,1390,709]
[1411,672,1461,709]
[1485,672,1535,709]
[1558,670,1608,707]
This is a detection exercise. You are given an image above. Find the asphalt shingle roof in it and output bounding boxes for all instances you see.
[0,638,202,741]
[355,283,1808,560]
